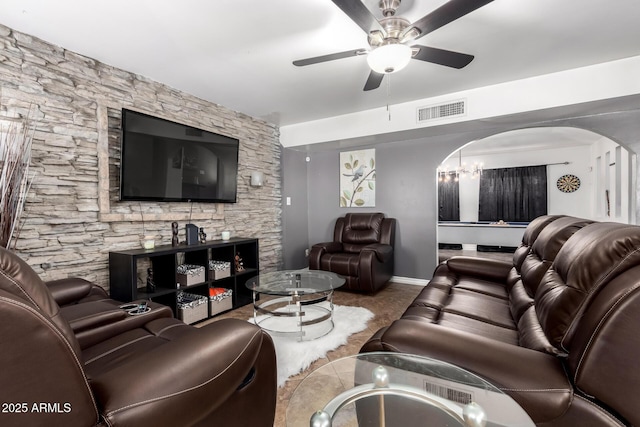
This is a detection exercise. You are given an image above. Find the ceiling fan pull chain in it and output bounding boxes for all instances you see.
[387,74,391,121]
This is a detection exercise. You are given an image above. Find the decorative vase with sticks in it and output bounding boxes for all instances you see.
[0,109,36,249]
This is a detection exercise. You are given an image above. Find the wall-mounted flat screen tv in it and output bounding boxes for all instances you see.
[119,109,239,203]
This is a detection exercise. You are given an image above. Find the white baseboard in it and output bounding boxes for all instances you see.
[390,276,429,287]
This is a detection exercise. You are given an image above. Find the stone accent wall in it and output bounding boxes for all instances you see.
[0,24,282,288]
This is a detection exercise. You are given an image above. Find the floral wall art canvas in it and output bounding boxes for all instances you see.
[340,149,375,207]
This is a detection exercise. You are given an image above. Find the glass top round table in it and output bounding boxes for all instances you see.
[286,352,535,427]
[245,270,345,341]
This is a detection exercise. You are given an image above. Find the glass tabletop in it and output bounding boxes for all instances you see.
[286,352,535,427]
[245,270,345,295]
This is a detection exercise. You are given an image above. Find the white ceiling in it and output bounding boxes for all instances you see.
[2,0,640,127]
[461,127,602,156]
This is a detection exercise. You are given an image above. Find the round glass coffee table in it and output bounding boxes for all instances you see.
[286,352,535,427]
[245,270,345,341]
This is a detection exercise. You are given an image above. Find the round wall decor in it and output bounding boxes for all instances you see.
[556,174,581,193]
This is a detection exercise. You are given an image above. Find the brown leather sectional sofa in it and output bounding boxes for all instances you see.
[362,215,640,426]
[0,247,277,427]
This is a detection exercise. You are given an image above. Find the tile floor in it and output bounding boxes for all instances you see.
[201,249,512,425]
[200,282,423,426]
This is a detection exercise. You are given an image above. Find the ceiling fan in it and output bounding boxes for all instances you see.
[293,0,493,91]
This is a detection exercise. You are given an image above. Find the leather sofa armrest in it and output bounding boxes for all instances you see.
[378,319,572,424]
[46,278,108,306]
[362,243,393,263]
[313,241,343,253]
[90,319,271,426]
[68,301,173,349]
[61,300,127,333]
[309,241,344,269]
[445,256,513,282]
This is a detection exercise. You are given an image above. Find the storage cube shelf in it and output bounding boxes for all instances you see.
[177,292,208,324]
[108,238,259,322]
[209,260,231,280]
[209,288,233,316]
[177,264,206,287]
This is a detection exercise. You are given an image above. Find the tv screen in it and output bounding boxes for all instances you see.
[119,109,239,203]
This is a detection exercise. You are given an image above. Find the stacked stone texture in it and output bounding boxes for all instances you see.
[0,24,282,289]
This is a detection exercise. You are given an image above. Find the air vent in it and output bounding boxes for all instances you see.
[423,380,473,405]
[417,99,466,123]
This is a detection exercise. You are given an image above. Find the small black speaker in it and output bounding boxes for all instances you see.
[185,224,199,245]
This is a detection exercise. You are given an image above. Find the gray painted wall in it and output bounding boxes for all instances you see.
[305,138,461,280]
[282,95,640,280]
[281,148,310,269]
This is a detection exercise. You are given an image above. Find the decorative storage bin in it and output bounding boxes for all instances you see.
[209,288,233,316]
[209,260,231,280]
[177,264,205,288]
[177,292,208,324]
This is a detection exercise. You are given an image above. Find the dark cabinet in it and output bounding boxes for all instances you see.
[109,238,259,320]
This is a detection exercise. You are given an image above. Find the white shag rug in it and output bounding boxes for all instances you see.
[249,304,374,387]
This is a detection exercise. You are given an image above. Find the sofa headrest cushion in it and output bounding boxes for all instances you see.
[520,216,594,297]
[535,222,640,351]
[342,213,384,244]
[531,216,593,262]
[513,215,564,270]
[0,247,56,314]
[0,247,81,355]
[521,215,565,247]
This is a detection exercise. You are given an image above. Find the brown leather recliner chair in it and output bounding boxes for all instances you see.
[309,213,395,293]
[0,247,277,427]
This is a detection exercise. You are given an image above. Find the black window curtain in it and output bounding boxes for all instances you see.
[438,177,460,221]
[478,165,547,222]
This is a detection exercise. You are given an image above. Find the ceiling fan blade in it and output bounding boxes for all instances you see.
[293,49,366,67]
[412,45,474,69]
[363,71,384,91]
[331,0,384,34]
[409,0,494,41]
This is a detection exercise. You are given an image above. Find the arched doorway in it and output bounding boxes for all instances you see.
[437,126,636,261]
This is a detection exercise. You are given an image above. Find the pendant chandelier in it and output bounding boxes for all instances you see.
[438,150,483,182]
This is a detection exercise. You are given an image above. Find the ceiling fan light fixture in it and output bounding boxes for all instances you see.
[367,43,412,74]
[368,30,385,47]
[399,26,421,43]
